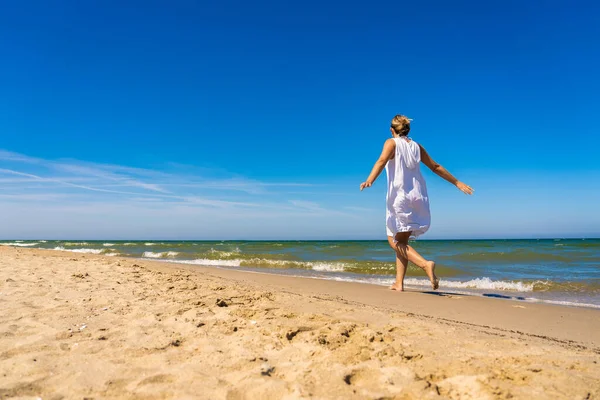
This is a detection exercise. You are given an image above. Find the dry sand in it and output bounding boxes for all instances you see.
[0,246,598,399]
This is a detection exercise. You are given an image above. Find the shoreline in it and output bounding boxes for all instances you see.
[1,247,599,399]
[3,240,599,310]
[148,260,600,310]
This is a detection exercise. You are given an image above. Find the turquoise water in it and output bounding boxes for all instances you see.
[2,239,599,308]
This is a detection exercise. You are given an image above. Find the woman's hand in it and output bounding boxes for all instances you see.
[456,181,474,195]
[360,181,373,191]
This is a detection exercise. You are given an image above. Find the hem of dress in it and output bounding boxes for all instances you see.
[386,227,429,243]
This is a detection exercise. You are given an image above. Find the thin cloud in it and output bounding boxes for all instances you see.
[0,150,43,164]
[51,163,169,193]
[0,149,345,223]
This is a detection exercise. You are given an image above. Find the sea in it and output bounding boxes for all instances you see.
[2,239,599,309]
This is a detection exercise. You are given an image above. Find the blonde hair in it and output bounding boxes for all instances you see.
[390,115,412,136]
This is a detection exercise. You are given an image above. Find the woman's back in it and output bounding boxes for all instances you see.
[385,137,430,239]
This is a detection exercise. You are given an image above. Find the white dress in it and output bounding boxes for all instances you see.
[385,137,431,239]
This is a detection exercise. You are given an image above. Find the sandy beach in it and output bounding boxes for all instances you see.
[1,247,598,399]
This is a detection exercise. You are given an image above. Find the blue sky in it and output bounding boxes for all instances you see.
[0,0,598,240]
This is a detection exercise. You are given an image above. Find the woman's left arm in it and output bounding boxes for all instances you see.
[360,139,395,191]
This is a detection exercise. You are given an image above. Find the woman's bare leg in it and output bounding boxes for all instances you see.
[387,232,411,291]
[387,236,439,290]
[407,245,438,290]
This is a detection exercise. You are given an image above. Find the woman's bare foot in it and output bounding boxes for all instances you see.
[390,282,404,291]
[424,261,439,290]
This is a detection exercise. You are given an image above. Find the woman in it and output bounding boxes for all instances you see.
[360,115,473,291]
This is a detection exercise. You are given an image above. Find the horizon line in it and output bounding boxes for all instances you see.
[1,237,598,242]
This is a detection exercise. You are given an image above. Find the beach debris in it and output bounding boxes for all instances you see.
[98,336,108,341]
[171,339,182,347]
[317,335,329,345]
[343,373,353,385]
[101,307,109,311]
[79,324,87,331]
[72,272,89,279]
[216,298,229,307]
[286,330,299,341]
[285,326,312,341]
[196,322,206,328]
[250,320,257,325]
[260,362,275,376]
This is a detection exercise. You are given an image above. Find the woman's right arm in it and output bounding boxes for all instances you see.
[359,139,396,191]
[419,144,474,195]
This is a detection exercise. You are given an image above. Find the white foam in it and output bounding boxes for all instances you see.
[67,248,104,254]
[403,277,536,292]
[209,247,241,257]
[0,242,39,247]
[145,242,156,246]
[142,251,163,258]
[152,258,242,267]
[322,276,539,293]
[310,262,345,272]
[103,243,115,247]
[524,297,600,309]
[53,247,103,254]
[105,253,120,257]
[142,251,179,258]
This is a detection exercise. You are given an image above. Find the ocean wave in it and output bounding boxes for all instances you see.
[142,251,179,258]
[103,243,116,247]
[156,258,241,267]
[437,250,576,263]
[149,256,462,276]
[308,262,346,272]
[325,276,538,292]
[0,242,39,247]
[105,253,120,257]
[524,298,600,309]
[324,276,600,308]
[150,257,342,270]
[53,247,104,254]
[209,247,241,257]
[402,277,537,292]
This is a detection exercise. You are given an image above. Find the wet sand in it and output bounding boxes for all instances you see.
[1,247,598,399]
